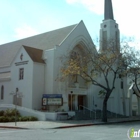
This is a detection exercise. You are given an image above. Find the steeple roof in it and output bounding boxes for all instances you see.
[104,0,114,20]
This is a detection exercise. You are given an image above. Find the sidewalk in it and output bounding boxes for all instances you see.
[0,116,139,129]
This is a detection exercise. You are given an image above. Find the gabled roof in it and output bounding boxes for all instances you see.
[0,24,77,68]
[23,45,45,64]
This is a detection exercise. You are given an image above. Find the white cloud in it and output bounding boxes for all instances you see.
[14,24,38,39]
[66,0,140,16]
[66,0,104,14]
[66,0,140,39]
[66,0,80,4]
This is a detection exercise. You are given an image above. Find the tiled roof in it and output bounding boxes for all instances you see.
[0,24,77,68]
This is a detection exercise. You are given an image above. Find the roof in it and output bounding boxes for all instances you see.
[0,24,77,68]
[104,0,114,20]
[23,45,45,64]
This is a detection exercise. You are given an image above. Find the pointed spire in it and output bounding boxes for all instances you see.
[104,0,114,20]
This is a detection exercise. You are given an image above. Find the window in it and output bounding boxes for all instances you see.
[1,85,4,100]
[19,68,24,80]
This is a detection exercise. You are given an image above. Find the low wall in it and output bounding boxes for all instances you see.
[45,112,57,121]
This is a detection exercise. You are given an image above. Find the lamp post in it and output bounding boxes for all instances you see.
[71,91,73,111]
[10,88,23,126]
[14,88,18,126]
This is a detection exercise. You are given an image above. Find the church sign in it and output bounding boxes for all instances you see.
[15,61,29,66]
[47,98,62,105]
[42,94,63,106]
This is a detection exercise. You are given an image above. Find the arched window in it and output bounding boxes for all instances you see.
[1,85,4,100]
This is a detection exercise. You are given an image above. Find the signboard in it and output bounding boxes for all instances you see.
[42,94,63,106]
[47,98,62,105]
[43,94,62,98]
[42,98,47,106]
[15,61,29,66]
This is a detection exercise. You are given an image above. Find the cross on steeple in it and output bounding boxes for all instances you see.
[104,0,114,20]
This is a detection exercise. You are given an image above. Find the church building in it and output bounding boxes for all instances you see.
[0,0,139,119]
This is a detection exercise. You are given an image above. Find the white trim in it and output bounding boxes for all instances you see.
[59,23,78,46]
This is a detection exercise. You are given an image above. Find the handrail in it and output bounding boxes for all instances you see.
[79,105,96,120]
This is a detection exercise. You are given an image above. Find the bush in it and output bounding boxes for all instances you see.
[3,117,9,122]
[18,117,22,122]
[18,116,38,121]
[8,116,16,122]
[0,116,9,122]
[0,110,4,116]
[4,109,20,117]
[28,116,38,121]
[0,116,4,122]
[20,116,29,121]
[0,109,38,122]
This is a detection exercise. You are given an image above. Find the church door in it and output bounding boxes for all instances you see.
[78,95,84,110]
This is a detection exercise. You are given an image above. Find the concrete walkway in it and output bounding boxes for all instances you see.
[0,116,139,129]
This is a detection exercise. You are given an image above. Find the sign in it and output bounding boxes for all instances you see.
[43,94,62,98]
[42,94,63,106]
[15,61,29,66]
[47,98,62,105]
[42,98,47,106]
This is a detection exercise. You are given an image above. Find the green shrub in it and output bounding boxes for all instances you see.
[20,116,29,121]
[3,117,9,122]
[18,116,38,121]
[0,109,38,122]
[18,117,22,122]
[4,109,20,117]
[0,116,9,122]
[28,116,38,121]
[0,116,4,122]
[0,110,4,116]
[8,116,16,122]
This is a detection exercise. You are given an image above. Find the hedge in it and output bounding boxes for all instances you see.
[0,109,38,122]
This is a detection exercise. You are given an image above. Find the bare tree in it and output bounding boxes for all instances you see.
[59,40,136,122]
[126,46,140,98]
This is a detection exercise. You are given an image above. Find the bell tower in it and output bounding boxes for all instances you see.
[99,0,120,52]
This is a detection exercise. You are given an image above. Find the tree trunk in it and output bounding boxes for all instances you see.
[102,91,111,122]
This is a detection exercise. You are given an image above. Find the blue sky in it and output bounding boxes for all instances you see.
[0,0,140,47]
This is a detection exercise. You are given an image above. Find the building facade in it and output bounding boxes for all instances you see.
[0,0,140,117]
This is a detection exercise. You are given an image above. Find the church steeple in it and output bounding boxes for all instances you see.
[104,0,114,20]
[99,0,120,52]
